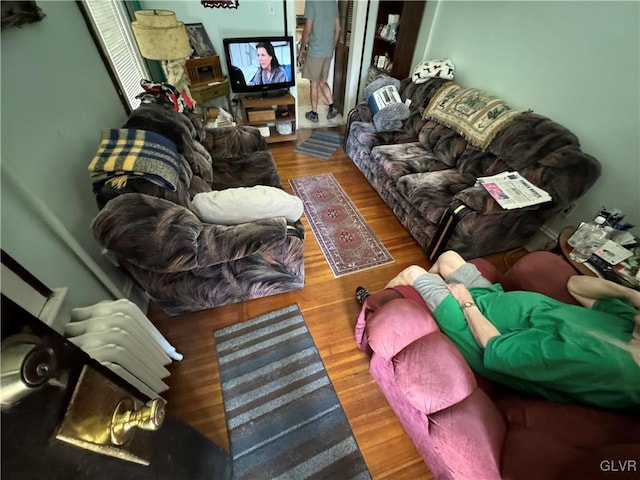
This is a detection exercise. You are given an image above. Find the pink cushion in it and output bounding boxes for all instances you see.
[395,331,477,414]
[365,298,441,360]
[428,390,507,480]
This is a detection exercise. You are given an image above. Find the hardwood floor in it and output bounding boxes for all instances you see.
[148,131,526,479]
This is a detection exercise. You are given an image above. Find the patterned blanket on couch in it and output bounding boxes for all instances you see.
[88,128,181,191]
[423,83,521,150]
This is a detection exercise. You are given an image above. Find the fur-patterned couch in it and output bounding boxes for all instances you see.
[345,78,602,259]
[90,103,304,316]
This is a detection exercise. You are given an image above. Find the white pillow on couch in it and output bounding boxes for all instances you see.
[192,186,304,225]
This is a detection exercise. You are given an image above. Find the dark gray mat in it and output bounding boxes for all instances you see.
[294,129,344,160]
[214,304,371,480]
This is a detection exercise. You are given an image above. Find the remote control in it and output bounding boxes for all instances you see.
[587,255,627,285]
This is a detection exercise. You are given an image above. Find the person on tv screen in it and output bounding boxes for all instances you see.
[250,42,288,86]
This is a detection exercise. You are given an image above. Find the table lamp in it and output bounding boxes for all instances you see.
[131,9,192,97]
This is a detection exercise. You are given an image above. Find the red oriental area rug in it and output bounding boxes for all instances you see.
[289,173,394,277]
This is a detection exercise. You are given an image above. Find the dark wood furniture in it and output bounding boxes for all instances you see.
[240,93,296,143]
[560,227,640,291]
[368,1,426,80]
[190,79,232,117]
[184,56,224,87]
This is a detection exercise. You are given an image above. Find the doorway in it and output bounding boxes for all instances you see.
[294,0,358,130]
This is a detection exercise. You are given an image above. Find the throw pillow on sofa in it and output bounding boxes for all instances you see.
[412,58,455,83]
[192,185,304,225]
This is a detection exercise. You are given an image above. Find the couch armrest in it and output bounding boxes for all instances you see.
[356,289,441,360]
[469,258,504,284]
[92,193,288,273]
[454,185,543,215]
[502,251,579,304]
[350,103,374,124]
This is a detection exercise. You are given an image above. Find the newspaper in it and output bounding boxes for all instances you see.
[476,171,551,210]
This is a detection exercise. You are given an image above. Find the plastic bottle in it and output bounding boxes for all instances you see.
[569,216,609,263]
[568,219,597,247]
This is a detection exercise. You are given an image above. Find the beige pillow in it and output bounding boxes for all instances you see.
[192,186,303,225]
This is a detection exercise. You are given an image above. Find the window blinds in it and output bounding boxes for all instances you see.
[82,0,150,110]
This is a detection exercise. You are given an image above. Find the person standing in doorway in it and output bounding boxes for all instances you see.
[297,0,341,122]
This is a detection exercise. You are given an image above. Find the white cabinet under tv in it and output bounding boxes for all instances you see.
[240,93,296,143]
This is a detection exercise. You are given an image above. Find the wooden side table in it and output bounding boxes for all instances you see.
[558,226,597,276]
[190,79,231,113]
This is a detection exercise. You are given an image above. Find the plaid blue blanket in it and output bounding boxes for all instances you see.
[88,129,181,191]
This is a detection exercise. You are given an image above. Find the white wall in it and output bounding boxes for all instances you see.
[143,0,297,107]
[416,1,639,235]
[1,1,131,307]
[143,0,291,70]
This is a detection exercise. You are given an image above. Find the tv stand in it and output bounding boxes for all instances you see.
[240,92,296,144]
[246,89,289,100]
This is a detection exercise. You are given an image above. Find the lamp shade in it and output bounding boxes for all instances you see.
[131,10,191,61]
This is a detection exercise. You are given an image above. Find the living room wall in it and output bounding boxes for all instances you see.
[142,0,297,104]
[418,0,639,236]
[142,0,291,52]
[1,1,129,307]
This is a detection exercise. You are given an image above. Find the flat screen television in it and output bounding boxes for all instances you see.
[222,36,296,98]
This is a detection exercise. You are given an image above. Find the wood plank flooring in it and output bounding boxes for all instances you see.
[148,130,526,479]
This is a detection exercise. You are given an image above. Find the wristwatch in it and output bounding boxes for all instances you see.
[460,301,476,310]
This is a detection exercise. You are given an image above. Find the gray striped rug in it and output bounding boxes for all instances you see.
[294,129,343,159]
[214,304,371,480]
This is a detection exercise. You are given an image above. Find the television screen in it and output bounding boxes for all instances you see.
[223,36,296,97]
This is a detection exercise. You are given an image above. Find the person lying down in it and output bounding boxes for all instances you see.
[357,250,640,410]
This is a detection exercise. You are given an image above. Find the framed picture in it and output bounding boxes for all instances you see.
[185,23,216,57]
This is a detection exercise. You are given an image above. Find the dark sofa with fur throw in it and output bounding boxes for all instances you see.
[345,78,601,259]
[90,103,304,315]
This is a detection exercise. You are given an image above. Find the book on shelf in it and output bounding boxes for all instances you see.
[476,171,552,210]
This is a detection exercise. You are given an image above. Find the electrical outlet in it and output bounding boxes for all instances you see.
[267,2,275,15]
[560,202,578,217]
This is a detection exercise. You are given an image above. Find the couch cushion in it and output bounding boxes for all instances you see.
[210,150,282,190]
[370,142,450,182]
[192,186,303,225]
[496,395,640,448]
[202,125,268,159]
[395,331,477,414]
[396,169,475,217]
[348,121,399,153]
[427,389,506,480]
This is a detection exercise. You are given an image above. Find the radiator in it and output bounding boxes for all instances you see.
[65,299,182,399]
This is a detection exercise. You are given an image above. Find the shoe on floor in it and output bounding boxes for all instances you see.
[305,111,319,122]
[327,105,339,119]
[355,286,370,305]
